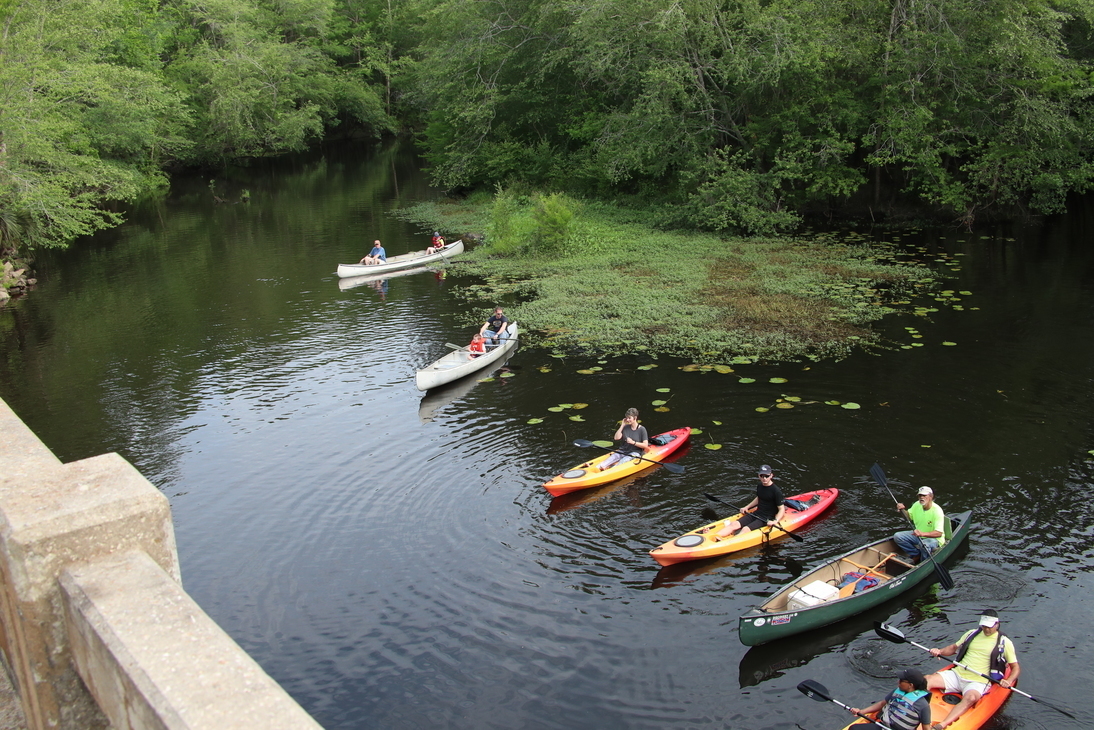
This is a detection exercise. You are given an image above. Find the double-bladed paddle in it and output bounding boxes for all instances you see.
[873,622,1077,719]
[796,679,897,730]
[869,463,954,590]
[702,492,804,542]
[571,439,685,474]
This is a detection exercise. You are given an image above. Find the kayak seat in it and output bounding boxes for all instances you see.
[650,434,676,446]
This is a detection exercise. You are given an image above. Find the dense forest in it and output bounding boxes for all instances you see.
[3,0,1094,255]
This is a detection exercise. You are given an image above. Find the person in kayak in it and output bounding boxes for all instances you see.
[712,464,786,539]
[924,609,1021,730]
[359,240,387,265]
[598,408,649,471]
[894,486,946,564]
[849,668,932,730]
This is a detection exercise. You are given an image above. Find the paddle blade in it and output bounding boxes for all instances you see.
[797,679,833,702]
[933,561,955,591]
[703,493,726,505]
[873,621,908,644]
[445,343,464,350]
[572,439,596,448]
[869,462,888,487]
[662,462,686,474]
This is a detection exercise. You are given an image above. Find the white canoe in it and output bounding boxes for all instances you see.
[415,322,518,391]
[336,239,464,278]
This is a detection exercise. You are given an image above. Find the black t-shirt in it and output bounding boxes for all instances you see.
[753,482,785,521]
[616,424,648,454]
[486,314,508,332]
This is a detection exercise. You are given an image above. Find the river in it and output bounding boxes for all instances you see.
[1,142,1092,729]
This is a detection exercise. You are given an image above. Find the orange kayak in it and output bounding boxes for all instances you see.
[649,488,838,566]
[543,427,691,496]
[840,665,1012,730]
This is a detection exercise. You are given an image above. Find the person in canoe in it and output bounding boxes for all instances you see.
[924,609,1021,730]
[468,333,486,359]
[894,486,946,564]
[849,668,933,730]
[427,232,446,254]
[710,464,787,539]
[597,408,649,471]
[479,307,509,348]
[359,240,387,265]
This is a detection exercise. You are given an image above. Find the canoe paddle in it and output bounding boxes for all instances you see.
[869,463,954,590]
[571,439,685,474]
[702,493,804,542]
[873,622,1077,719]
[796,679,897,730]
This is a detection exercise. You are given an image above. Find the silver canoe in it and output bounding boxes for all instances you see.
[336,239,464,278]
[415,322,518,391]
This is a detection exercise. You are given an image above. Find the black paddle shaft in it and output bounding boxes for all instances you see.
[796,680,897,730]
[869,463,954,590]
[571,439,685,474]
[702,493,804,542]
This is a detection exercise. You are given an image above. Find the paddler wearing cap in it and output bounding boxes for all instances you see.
[849,668,932,730]
[712,464,786,540]
[893,485,946,564]
[925,609,1021,729]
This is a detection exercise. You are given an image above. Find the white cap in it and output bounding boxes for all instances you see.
[917,486,933,496]
[979,614,999,627]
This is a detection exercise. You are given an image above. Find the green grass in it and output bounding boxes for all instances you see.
[395,196,935,363]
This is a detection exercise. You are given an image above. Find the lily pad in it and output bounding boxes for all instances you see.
[690,428,703,435]
[739,378,756,384]
[500,372,515,378]
[576,369,596,374]
[704,443,722,450]
[840,402,861,410]
[770,377,788,383]
[712,420,722,426]
[654,406,670,412]
[572,403,588,409]
[714,365,734,374]
[637,364,658,370]
[558,403,573,409]
[547,406,565,412]
[942,341,957,346]
[755,407,770,412]
[537,366,552,373]
[569,415,584,421]
[656,388,671,393]
[652,400,667,406]
[526,418,544,424]
[776,402,795,409]
[478,377,495,383]
[784,396,801,402]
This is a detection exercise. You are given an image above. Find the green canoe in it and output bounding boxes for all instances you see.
[737,510,972,646]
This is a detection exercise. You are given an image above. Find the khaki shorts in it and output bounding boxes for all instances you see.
[938,669,989,697]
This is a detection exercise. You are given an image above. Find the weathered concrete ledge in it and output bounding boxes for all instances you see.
[0,397,323,729]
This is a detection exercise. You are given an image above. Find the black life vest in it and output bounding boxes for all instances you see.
[955,628,1010,681]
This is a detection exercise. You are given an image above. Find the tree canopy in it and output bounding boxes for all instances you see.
[3,0,1094,253]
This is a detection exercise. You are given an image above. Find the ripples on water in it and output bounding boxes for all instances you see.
[3,150,1094,728]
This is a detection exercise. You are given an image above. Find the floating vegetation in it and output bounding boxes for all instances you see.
[527,418,544,424]
[776,402,795,409]
[656,388,671,393]
[712,420,722,425]
[841,402,861,409]
[714,365,734,373]
[921,444,932,448]
[770,377,788,383]
[547,406,566,412]
[825,400,841,405]
[478,377,495,382]
[690,428,703,435]
[942,341,957,346]
[576,369,596,374]
[569,415,584,421]
[739,377,756,383]
[537,366,552,373]
[756,406,770,412]
[654,406,670,412]
[705,443,722,450]
[500,371,515,378]
[637,364,658,370]
[572,403,589,409]
[652,400,668,406]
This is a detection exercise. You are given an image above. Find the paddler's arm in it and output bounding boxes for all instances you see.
[768,503,787,526]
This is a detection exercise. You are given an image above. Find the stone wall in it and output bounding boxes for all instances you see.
[0,397,323,729]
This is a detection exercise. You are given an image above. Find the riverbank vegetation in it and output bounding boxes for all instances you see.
[4,0,1094,258]
[398,194,935,361]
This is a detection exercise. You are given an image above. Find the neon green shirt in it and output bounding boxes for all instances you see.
[908,502,946,548]
[954,630,1017,682]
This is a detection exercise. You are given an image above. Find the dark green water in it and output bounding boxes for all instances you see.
[1,143,1092,729]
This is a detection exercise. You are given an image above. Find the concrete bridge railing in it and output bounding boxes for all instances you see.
[0,397,323,729]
